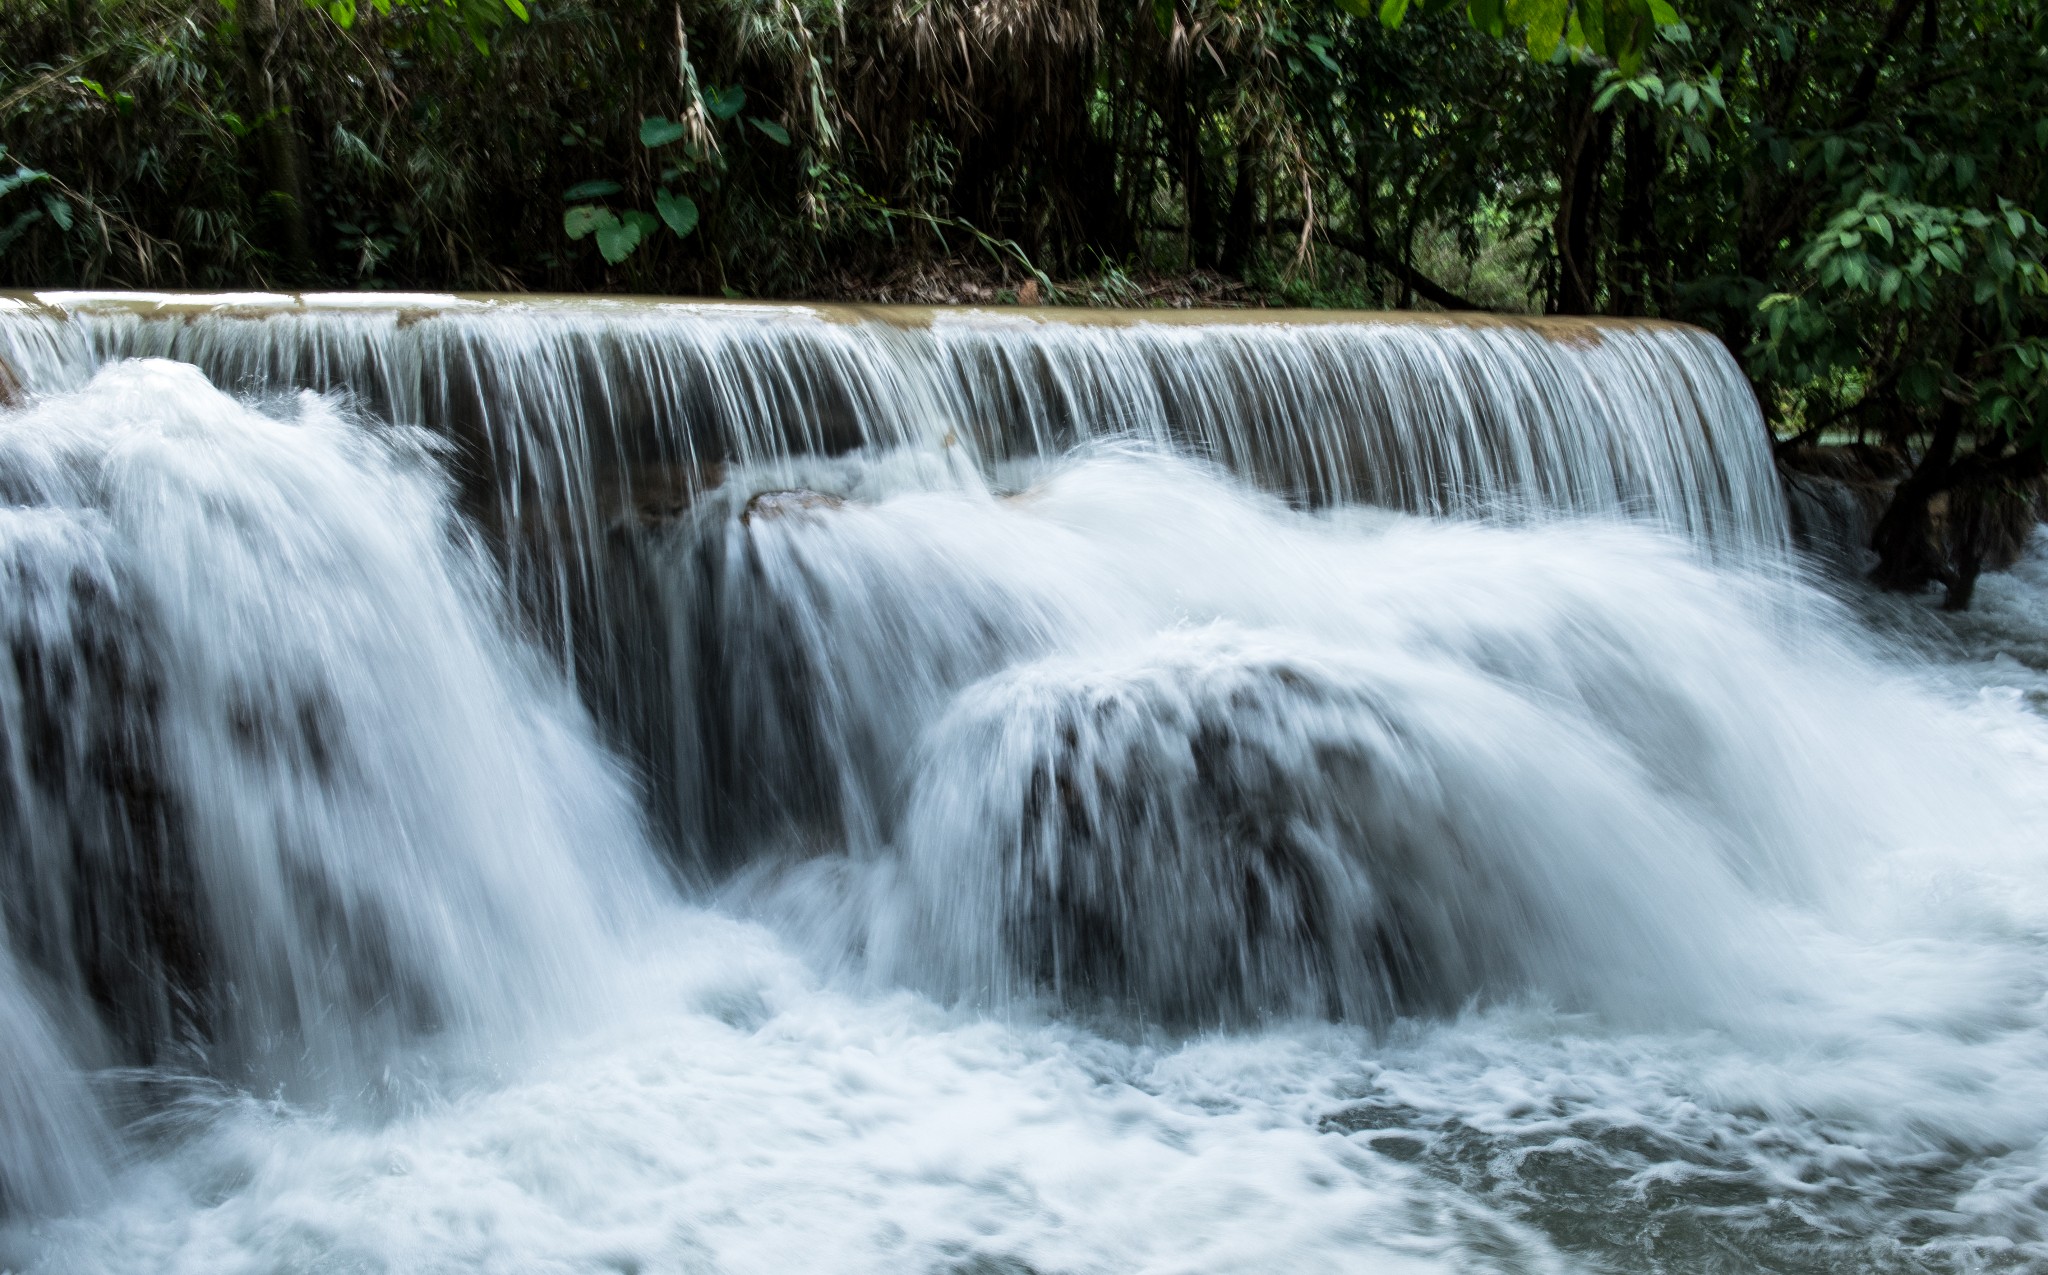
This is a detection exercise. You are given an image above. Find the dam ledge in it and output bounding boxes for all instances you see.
[0,289,1709,340]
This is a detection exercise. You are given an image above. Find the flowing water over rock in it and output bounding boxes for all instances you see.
[2,294,2046,1273]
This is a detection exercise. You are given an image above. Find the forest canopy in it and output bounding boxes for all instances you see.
[2,0,2045,597]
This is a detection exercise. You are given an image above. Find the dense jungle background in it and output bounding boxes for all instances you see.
[2,0,2046,598]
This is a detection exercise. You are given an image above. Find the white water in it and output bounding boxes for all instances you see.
[2,304,2047,1273]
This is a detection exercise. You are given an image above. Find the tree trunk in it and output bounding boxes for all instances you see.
[1178,95,1218,270]
[1219,132,1258,277]
[1869,331,1979,594]
[240,0,315,280]
[1552,70,1614,316]
[1616,106,1660,316]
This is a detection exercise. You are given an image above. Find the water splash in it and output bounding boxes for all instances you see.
[0,360,656,1204]
[5,299,2048,1274]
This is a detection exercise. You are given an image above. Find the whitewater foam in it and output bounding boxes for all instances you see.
[4,348,2048,1273]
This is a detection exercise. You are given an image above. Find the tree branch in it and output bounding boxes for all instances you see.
[1324,229,1484,312]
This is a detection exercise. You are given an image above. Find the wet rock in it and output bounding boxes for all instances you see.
[0,353,23,409]
[1777,445,1905,572]
[741,488,845,525]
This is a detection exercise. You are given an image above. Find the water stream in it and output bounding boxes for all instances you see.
[1,294,2045,1273]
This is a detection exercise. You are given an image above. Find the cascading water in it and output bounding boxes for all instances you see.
[2,292,2047,1273]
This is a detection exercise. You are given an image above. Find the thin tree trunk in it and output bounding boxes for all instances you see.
[1219,132,1258,277]
[240,0,315,280]
[1178,94,1218,270]
[1870,330,1980,593]
[1552,69,1613,315]
[1616,106,1660,316]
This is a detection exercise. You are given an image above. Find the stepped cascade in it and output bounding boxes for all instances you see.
[3,293,2045,1274]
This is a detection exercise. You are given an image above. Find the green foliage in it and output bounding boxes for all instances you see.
[1372,0,1684,72]
[0,0,2041,488]
[311,0,530,55]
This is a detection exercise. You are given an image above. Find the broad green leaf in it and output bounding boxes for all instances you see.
[655,189,699,238]
[595,215,646,263]
[0,208,44,256]
[42,194,71,232]
[1521,0,1568,59]
[704,85,747,121]
[564,179,623,201]
[622,210,659,236]
[0,166,49,200]
[1334,0,1375,17]
[748,117,791,145]
[1379,0,1411,28]
[563,205,616,240]
[640,117,688,148]
[1645,0,1678,22]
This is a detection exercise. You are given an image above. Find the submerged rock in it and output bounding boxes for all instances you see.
[741,488,847,525]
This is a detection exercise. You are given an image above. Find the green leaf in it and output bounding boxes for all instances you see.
[595,213,649,264]
[748,117,791,145]
[1645,0,1678,23]
[1379,0,1411,27]
[0,166,49,200]
[704,85,747,121]
[640,117,688,148]
[1522,0,1569,59]
[654,189,699,238]
[0,208,44,256]
[563,179,623,201]
[563,205,616,240]
[1467,0,1506,35]
[502,0,528,19]
[1576,0,1605,56]
[1334,0,1375,16]
[42,194,71,232]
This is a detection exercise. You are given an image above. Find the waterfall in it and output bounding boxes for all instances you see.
[0,353,658,1215]
[20,292,2041,1275]
[0,293,1784,564]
